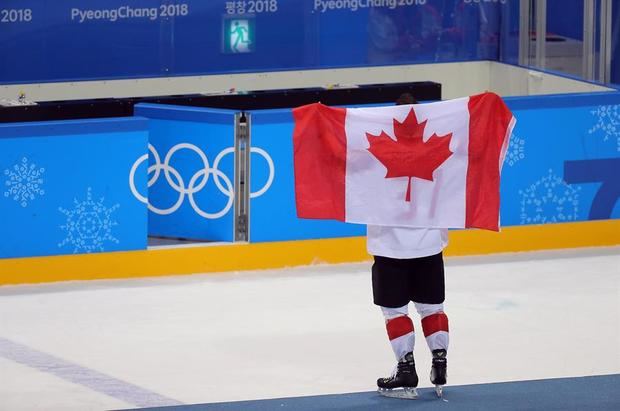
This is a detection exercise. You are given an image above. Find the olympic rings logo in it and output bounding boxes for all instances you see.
[129,143,275,219]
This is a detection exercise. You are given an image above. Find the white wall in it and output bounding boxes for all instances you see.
[489,62,613,96]
[0,61,614,103]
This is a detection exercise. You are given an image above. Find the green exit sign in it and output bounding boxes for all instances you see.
[223,18,255,53]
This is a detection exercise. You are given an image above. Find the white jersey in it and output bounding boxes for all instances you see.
[366,226,449,259]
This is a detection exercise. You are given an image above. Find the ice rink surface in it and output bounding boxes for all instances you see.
[0,247,618,410]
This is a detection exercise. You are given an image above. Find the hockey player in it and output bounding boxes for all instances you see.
[371,93,449,399]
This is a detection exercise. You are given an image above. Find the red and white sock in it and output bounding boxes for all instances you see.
[381,305,414,361]
[414,302,449,352]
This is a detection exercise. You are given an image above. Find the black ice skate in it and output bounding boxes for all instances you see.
[430,349,447,397]
[377,352,419,399]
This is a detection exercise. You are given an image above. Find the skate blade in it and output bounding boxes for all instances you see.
[378,387,418,400]
[435,385,449,402]
[435,385,443,397]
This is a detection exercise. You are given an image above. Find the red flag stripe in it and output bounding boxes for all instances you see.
[293,103,347,221]
[386,315,414,341]
[466,93,515,231]
[421,313,449,337]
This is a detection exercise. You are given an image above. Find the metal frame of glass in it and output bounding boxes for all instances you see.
[520,0,614,85]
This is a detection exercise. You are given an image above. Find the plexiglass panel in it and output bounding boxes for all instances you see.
[0,0,505,84]
[609,1,619,85]
[1,0,616,88]
[544,0,585,77]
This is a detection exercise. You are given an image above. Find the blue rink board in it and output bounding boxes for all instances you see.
[129,374,619,411]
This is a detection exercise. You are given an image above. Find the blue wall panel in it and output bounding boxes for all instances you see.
[3,93,618,257]
[502,93,620,225]
[134,104,237,242]
[0,118,148,258]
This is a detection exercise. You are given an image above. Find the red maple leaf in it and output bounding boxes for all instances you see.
[366,108,453,202]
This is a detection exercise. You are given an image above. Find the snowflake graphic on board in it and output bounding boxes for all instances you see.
[588,104,620,151]
[505,134,525,166]
[519,169,580,225]
[3,157,45,207]
[58,187,120,253]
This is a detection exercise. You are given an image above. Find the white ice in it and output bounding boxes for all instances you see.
[0,247,618,410]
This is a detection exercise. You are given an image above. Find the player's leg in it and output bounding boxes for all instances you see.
[414,302,449,393]
[381,305,415,362]
[372,256,419,398]
[414,302,449,353]
[410,252,449,396]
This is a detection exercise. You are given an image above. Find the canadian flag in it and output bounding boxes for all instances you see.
[292,92,515,231]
